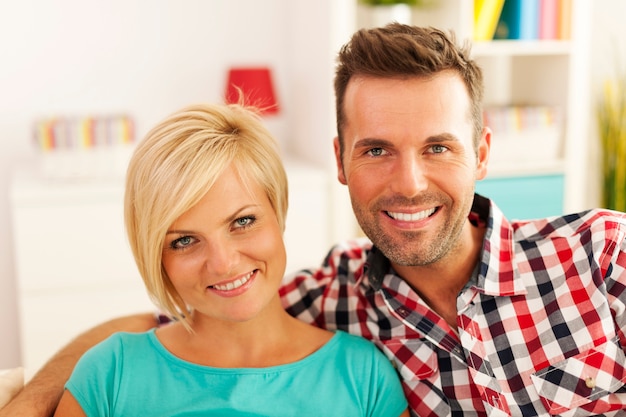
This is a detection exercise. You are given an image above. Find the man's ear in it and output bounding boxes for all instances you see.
[475,127,491,181]
[334,137,348,185]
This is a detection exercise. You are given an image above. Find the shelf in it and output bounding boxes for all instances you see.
[487,158,566,178]
[472,40,572,57]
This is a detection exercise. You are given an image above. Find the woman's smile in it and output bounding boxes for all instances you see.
[208,270,258,295]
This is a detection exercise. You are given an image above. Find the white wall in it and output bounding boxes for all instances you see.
[0,0,294,368]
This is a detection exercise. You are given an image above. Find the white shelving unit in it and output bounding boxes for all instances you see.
[480,0,590,215]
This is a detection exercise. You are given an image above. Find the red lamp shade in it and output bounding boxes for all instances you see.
[224,67,279,115]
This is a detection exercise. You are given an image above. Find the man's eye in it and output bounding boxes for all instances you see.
[171,236,193,249]
[430,144,448,154]
[367,147,385,157]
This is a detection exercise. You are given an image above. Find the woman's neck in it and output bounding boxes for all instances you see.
[156,301,332,368]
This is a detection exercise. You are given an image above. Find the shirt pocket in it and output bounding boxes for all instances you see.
[530,336,626,416]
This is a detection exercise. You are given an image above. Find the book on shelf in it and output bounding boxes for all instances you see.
[483,105,562,164]
[519,0,540,39]
[493,0,570,41]
[473,0,505,41]
[32,115,135,179]
[558,0,572,40]
[539,0,558,40]
[33,115,134,152]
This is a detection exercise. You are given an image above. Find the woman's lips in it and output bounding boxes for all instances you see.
[208,270,257,296]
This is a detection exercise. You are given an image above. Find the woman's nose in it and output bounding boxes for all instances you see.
[205,239,238,277]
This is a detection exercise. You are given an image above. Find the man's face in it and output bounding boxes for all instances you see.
[335,72,489,268]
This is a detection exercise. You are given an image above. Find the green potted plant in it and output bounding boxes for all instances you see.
[597,71,626,212]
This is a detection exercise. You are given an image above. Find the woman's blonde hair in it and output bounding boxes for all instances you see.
[124,103,288,326]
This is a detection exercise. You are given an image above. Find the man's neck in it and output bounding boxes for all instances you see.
[392,221,485,330]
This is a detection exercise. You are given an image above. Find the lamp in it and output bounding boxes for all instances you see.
[224,67,279,115]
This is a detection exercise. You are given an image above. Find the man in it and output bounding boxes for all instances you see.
[4,24,626,417]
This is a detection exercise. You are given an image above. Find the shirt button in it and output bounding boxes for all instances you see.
[585,377,596,389]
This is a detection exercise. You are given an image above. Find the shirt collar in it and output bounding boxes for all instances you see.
[363,193,526,297]
[476,194,526,297]
[363,245,389,291]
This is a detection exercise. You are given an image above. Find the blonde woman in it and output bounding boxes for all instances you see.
[53,103,409,417]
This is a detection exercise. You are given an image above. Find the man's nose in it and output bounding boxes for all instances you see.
[390,156,428,198]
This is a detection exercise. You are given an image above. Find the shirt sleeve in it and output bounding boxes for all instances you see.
[606,214,626,348]
[64,334,125,417]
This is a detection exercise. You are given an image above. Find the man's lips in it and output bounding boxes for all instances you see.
[386,207,437,221]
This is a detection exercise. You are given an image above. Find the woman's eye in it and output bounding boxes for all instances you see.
[234,215,255,229]
[170,236,194,249]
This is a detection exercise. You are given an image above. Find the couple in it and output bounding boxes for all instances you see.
[6,23,626,417]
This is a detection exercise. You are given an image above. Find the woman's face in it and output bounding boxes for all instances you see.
[161,164,286,324]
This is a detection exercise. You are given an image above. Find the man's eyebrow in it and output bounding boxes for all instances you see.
[353,137,394,149]
[354,133,460,149]
[425,133,460,143]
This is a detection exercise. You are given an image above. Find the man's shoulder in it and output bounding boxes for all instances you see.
[291,237,374,276]
[328,236,374,259]
[510,208,626,242]
[279,238,376,324]
[280,238,374,298]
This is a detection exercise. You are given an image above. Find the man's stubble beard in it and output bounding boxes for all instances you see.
[352,196,469,267]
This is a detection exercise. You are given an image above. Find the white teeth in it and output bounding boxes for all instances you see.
[212,271,254,291]
[387,208,436,221]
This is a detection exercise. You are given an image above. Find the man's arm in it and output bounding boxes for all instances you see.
[0,313,157,417]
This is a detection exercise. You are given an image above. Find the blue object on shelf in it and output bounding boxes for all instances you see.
[475,173,564,220]
[494,0,539,40]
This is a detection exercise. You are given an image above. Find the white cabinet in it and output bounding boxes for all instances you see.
[10,175,153,376]
[10,162,330,375]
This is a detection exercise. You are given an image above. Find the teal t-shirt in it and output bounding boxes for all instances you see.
[65,329,407,416]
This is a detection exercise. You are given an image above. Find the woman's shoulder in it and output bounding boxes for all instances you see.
[327,330,384,358]
[85,329,156,359]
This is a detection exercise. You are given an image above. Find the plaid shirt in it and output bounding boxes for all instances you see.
[279,194,626,417]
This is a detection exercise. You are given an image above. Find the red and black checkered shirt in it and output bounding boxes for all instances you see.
[279,194,626,416]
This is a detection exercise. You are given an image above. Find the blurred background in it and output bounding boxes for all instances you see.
[1,0,624,373]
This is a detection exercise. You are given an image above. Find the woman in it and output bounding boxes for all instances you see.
[53,103,409,416]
